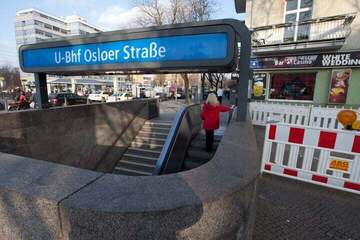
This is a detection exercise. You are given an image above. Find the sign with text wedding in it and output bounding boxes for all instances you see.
[251,52,360,69]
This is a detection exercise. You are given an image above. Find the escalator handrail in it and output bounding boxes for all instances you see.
[153,104,199,175]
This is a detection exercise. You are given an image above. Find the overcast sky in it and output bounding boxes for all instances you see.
[0,0,244,67]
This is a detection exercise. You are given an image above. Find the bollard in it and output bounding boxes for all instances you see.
[64,97,68,107]
[87,97,90,104]
[4,99,8,112]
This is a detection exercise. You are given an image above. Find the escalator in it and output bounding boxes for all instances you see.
[182,132,222,170]
[113,103,234,176]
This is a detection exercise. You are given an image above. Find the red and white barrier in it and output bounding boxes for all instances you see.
[261,123,360,194]
[249,101,360,129]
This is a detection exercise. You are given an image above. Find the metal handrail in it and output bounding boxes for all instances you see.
[251,13,356,47]
[227,106,237,125]
[153,104,200,175]
[252,13,356,31]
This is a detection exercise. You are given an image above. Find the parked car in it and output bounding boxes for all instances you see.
[88,91,111,102]
[8,101,31,111]
[0,100,5,111]
[176,88,185,99]
[106,92,133,102]
[155,92,169,101]
[48,93,87,106]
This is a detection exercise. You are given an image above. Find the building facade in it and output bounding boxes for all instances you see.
[15,8,101,47]
[14,9,146,94]
[247,0,360,107]
[14,8,114,90]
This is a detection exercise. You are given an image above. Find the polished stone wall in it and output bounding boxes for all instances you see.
[0,109,259,240]
[0,99,158,172]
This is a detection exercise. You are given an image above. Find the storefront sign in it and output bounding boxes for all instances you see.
[251,51,360,70]
[19,22,238,74]
[328,69,351,104]
[252,73,267,99]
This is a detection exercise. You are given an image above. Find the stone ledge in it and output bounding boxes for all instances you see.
[0,153,102,239]
[0,115,259,240]
[59,118,260,239]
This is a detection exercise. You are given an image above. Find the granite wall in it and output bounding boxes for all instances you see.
[0,115,260,240]
[0,99,158,172]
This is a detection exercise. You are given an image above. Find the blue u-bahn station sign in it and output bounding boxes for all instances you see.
[19,21,238,74]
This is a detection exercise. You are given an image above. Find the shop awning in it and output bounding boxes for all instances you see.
[49,78,71,84]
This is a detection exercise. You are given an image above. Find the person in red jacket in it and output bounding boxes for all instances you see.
[17,91,27,110]
[200,93,232,152]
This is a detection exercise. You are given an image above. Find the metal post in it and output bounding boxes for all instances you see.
[4,99,8,112]
[34,73,49,109]
[233,22,251,122]
[201,74,205,101]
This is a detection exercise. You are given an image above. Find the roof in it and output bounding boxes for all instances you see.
[16,8,103,32]
[48,78,114,86]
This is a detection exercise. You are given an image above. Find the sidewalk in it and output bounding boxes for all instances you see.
[152,100,186,122]
[253,126,360,240]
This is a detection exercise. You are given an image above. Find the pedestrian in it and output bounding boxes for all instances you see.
[200,93,233,152]
[17,91,26,110]
[208,86,217,95]
[217,87,224,103]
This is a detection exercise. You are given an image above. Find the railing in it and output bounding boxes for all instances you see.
[261,123,360,194]
[249,101,311,126]
[153,104,201,175]
[249,101,360,129]
[252,13,356,47]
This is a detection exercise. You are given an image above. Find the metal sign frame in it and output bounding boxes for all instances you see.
[18,19,251,122]
[19,20,239,75]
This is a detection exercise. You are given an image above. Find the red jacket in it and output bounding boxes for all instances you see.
[200,103,231,130]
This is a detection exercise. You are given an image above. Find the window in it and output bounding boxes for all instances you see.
[79,30,90,35]
[269,72,316,101]
[44,24,52,29]
[34,20,43,26]
[45,32,53,38]
[284,0,313,42]
[35,29,44,35]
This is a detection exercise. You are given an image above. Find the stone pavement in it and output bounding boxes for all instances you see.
[253,126,360,240]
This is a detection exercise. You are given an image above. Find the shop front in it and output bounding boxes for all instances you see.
[251,51,360,107]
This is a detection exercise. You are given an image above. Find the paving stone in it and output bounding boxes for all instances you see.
[253,126,360,240]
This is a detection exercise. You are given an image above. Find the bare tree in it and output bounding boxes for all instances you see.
[203,72,225,91]
[134,0,216,104]
[153,74,166,86]
[0,65,21,90]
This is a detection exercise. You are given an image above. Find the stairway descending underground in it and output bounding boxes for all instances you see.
[182,131,222,171]
[113,119,172,176]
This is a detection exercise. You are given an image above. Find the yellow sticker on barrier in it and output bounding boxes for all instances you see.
[329,159,350,172]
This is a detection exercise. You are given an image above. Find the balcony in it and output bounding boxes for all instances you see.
[251,13,356,55]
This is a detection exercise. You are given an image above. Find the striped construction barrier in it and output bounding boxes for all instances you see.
[249,101,360,129]
[261,123,360,194]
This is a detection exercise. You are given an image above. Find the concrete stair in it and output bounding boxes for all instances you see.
[182,132,222,171]
[113,120,172,176]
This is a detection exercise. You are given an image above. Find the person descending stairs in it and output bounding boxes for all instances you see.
[182,130,223,170]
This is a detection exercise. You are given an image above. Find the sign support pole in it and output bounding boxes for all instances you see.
[34,73,48,109]
[234,23,251,122]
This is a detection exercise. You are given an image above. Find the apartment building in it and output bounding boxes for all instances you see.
[14,8,101,46]
[247,0,360,106]
[14,9,134,93]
